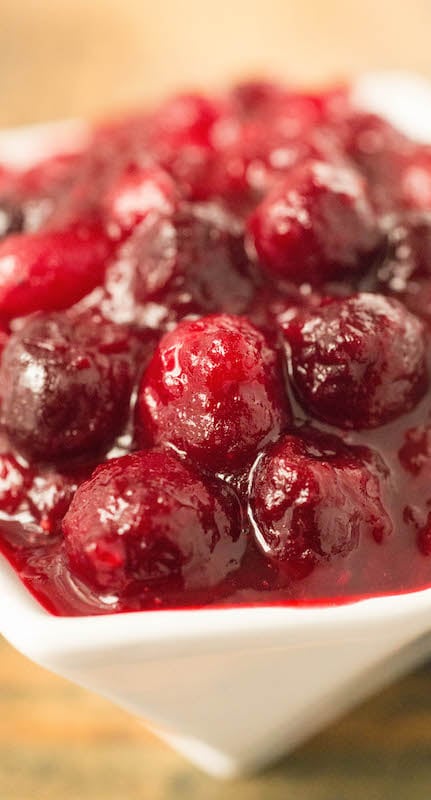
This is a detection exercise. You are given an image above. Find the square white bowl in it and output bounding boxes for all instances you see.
[2,72,431,778]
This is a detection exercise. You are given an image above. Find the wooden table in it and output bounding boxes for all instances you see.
[2,635,431,799]
[2,1,431,797]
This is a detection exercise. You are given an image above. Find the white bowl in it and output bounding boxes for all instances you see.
[2,72,431,779]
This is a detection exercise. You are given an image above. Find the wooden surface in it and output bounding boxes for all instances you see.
[2,0,431,127]
[2,1,431,797]
[2,636,431,799]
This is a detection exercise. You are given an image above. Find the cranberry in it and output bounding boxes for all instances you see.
[151,93,221,150]
[106,202,255,325]
[282,293,428,428]
[1,312,134,460]
[248,160,382,286]
[249,429,393,578]
[27,467,84,535]
[137,314,290,471]
[211,123,342,211]
[63,449,245,594]
[103,165,177,232]
[418,512,431,556]
[0,222,115,318]
[376,212,431,323]
[229,81,286,119]
[344,113,431,213]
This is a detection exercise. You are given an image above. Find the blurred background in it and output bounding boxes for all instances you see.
[2,1,431,798]
[2,0,431,126]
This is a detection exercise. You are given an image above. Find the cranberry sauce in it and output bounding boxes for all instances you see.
[2,81,431,616]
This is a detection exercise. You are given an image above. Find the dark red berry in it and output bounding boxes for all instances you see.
[282,293,428,428]
[137,313,290,470]
[106,203,255,326]
[63,449,245,594]
[0,222,115,318]
[376,212,431,323]
[1,312,134,460]
[249,429,393,578]
[248,160,382,286]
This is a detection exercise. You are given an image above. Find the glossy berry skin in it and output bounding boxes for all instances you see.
[376,212,431,322]
[0,222,115,318]
[247,160,382,286]
[282,293,428,429]
[150,92,221,150]
[108,203,255,323]
[249,429,393,579]
[63,450,245,594]
[103,165,177,232]
[137,314,290,471]
[1,312,134,461]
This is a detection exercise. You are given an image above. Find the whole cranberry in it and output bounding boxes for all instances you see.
[376,212,431,323]
[211,123,342,211]
[137,314,290,471]
[0,221,115,318]
[63,449,245,594]
[149,92,222,158]
[106,203,256,324]
[103,165,177,233]
[247,160,382,286]
[249,429,393,579]
[282,293,428,429]
[1,312,134,461]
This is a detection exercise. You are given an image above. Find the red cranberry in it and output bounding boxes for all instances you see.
[150,93,221,150]
[344,113,431,213]
[137,313,290,471]
[1,312,134,460]
[0,222,115,318]
[249,429,393,579]
[103,165,177,232]
[211,123,342,211]
[106,203,255,325]
[63,449,245,594]
[282,293,428,428]
[248,160,382,286]
[418,512,431,556]
[27,466,85,535]
[376,212,431,323]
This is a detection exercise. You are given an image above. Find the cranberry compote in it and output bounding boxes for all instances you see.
[2,80,431,616]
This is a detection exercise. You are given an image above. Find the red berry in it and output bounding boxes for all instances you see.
[0,222,115,318]
[63,449,245,594]
[282,293,428,428]
[1,312,135,460]
[248,160,382,286]
[249,429,393,578]
[137,313,290,470]
[106,203,255,325]
[376,212,431,323]
[103,165,177,232]
[151,92,221,150]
